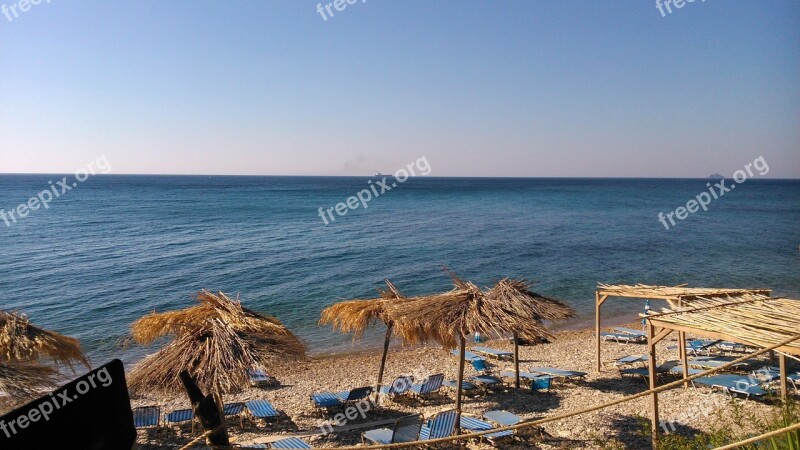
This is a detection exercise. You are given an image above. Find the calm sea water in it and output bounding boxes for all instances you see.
[1,175,798,365]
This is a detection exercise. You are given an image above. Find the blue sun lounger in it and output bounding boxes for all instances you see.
[459,415,515,444]
[693,374,768,399]
[472,346,514,360]
[443,379,479,391]
[409,374,444,399]
[165,408,194,432]
[613,355,648,367]
[528,367,587,381]
[271,437,312,449]
[419,410,458,440]
[483,410,522,427]
[310,386,373,411]
[614,327,646,337]
[246,399,280,422]
[362,414,424,445]
[247,368,278,387]
[379,376,413,398]
[452,348,485,362]
[669,366,704,376]
[132,406,160,428]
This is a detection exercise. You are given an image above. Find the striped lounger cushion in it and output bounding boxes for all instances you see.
[271,437,312,448]
[247,400,279,419]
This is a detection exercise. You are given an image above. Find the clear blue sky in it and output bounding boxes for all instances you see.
[1,1,798,177]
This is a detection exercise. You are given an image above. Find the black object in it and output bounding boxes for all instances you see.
[0,359,136,450]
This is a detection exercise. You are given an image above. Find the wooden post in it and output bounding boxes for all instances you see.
[513,332,520,389]
[679,331,689,388]
[770,350,777,366]
[375,322,394,402]
[647,322,659,450]
[179,371,230,447]
[455,336,466,434]
[779,353,788,402]
[595,292,601,372]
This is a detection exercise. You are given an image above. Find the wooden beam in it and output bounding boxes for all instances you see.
[648,322,659,449]
[455,336,466,417]
[679,331,689,388]
[375,322,394,402]
[651,327,673,345]
[596,292,602,372]
[779,353,788,402]
[513,332,521,389]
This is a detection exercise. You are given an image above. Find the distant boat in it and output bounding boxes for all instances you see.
[373,172,392,178]
[707,173,725,180]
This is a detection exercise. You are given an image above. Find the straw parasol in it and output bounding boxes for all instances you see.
[0,310,90,371]
[485,278,576,388]
[387,272,572,414]
[128,290,306,396]
[0,360,60,404]
[319,279,406,398]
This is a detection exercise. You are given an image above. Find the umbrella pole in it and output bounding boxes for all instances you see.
[513,332,520,389]
[375,322,393,402]
[456,335,466,419]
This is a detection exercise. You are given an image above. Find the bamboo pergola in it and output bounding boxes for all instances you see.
[595,284,771,371]
[644,295,800,447]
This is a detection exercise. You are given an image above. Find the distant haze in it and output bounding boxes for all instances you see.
[1,2,798,178]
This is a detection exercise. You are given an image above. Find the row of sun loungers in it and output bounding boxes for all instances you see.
[133,400,280,430]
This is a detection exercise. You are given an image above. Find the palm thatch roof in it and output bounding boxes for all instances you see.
[387,274,562,349]
[487,278,576,322]
[597,283,771,301]
[0,360,60,401]
[0,310,89,371]
[128,290,305,396]
[318,280,405,338]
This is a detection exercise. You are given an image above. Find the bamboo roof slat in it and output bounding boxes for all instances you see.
[597,283,771,301]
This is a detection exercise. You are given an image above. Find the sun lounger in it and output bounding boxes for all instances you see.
[247,368,278,387]
[614,327,646,337]
[499,370,548,381]
[688,357,754,370]
[716,341,748,353]
[271,437,312,449]
[693,374,768,399]
[472,346,513,360]
[483,410,522,427]
[528,367,587,381]
[246,399,280,423]
[443,380,479,391]
[310,386,373,411]
[409,374,444,400]
[165,408,194,432]
[613,355,648,367]
[459,415,515,444]
[223,402,246,427]
[669,366,704,376]
[601,332,645,344]
[132,406,160,428]
[452,348,485,362]
[362,414,423,444]
[467,360,503,389]
[419,410,458,440]
[379,376,413,398]
[530,376,552,392]
[620,361,681,383]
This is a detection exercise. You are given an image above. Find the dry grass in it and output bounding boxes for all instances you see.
[318,279,405,338]
[128,290,306,396]
[0,310,89,371]
[0,360,59,404]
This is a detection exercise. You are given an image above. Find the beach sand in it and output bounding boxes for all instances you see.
[123,325,784,449]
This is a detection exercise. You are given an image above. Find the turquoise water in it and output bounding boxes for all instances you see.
[1,175,798,364]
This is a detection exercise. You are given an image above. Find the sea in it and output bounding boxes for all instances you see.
[1,175,798,366]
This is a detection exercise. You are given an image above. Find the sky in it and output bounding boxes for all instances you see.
[1,1,798,177]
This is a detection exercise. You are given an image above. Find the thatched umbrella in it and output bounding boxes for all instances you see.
[0,310,90,371]
[319,280,406,398]
[128,290,305,396]
[486,278,576,388]
[388,273,570,415]
[0,360,60,404]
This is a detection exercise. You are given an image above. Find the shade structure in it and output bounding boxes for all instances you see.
[319,279,406,398]
[128,290,305,396]
[388,273,568,415]
[486,278,576,388]
[0,310,89,371]
[0,360,59,404]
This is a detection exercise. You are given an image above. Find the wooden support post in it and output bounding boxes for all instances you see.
[647,322,659,450]
[596,292,602,372]
[375,322,394,402]
[455,336,466,434]
[513,332,521,389]
[179,371,230,448]
[779,353,788,402]
[770,350,777,366]
[679,331,689,388]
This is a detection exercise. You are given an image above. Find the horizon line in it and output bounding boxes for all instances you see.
[0,173,798,180]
